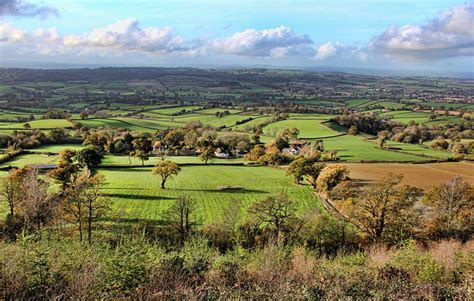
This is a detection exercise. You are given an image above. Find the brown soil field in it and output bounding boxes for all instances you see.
[343,162,474,190]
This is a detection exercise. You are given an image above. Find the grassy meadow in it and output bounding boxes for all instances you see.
[100,165,320,223]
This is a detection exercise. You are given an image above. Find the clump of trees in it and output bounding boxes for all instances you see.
[333,112,474,145]
[2,151,108,242]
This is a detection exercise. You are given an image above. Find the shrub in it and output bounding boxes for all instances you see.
[390,240,444,284]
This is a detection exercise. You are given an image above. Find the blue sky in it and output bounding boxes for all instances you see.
[1,0,473,72]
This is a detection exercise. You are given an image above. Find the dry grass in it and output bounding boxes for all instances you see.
[367,244,397,269]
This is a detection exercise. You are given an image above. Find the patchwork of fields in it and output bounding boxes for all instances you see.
[0,101,470,224]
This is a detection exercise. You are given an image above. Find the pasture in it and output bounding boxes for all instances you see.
[99,164,320,223]
[321,135,430,162]
[264,119,339,138]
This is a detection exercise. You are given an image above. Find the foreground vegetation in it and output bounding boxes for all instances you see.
[1,236,473,299]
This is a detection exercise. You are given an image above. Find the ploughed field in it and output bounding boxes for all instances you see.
[343,162,474,190]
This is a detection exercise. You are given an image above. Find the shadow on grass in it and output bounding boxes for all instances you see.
[104,193,177,201]
[101,216,168,226]
[170,188,267,194]
[99,167,153,172]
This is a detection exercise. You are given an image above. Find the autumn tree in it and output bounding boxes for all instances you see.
[316,164,349,193]
[345,174,422,243]
[377,135,388,149]
[83,132,108,153]
[48,149,81,191]
[63,173,109,243]
[0,167,28,216]
[281,128,300,139]
[286,157,308,184]
[244,144,266,161]
[79,111,89,120]
[305,162,326,188]
[197,131,216,163]
[152,160,181,189]
[423,176,473,240]
[199,146,215,164]
[164,195,199,245]
[348,125,359,136]
[76,147,104,171]
[131,135,152,165]
[249,193,295,234]
[286,156,326,186]
[257,153,283,166]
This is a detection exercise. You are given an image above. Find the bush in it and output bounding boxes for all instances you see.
[390,240,444,284]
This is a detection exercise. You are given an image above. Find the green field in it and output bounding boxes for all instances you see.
[29,144,85,153]
[380,111,432,124]
[99,165,320,223]
[321,135,429,162]
[148,106,202,115]
[345,99,371,107]
[1,154,58,167]
[384,141,452,159]
[0,119,72,130]
[264,119,339,138]
[102,155,244,166]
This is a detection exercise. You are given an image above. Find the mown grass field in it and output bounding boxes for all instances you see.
[384,140,453,159]
[1,153,58,167]
[29,144,85,153]
[264,119,339,138]
[99,165,320,223]
[101,155,244,166]
[0,119,72,130]
[321,135,430,162]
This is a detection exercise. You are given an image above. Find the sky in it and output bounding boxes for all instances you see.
[0,0,473,73]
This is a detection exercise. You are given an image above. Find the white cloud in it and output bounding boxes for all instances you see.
[0,19,191,57]
[369,2,474,59]
[314,42,338,60]
[0,21,319,59]
[0,21,26,42]
[62,18,188,55]
[209,26,313,57]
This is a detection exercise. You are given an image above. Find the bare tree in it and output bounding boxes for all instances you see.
[164,195,199,245]
[424,176,473,240]
[64,173,109,243]
[249,193,295,234]
[21,168,51,232]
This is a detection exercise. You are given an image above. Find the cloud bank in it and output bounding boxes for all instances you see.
[0,2,472,65]
[369,2,474,59]
[209,26,313,57]
[0,0,59,19]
